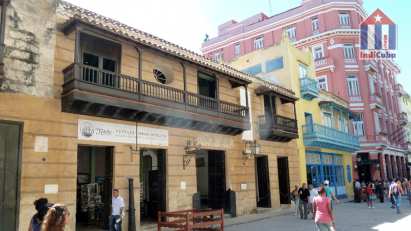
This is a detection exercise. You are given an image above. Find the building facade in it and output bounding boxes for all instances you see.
[398,84,411,176]
[229,36,359,198]
[202,0,407,183]
[0,1,302,230]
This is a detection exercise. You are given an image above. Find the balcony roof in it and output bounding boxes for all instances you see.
[58,1,296,99]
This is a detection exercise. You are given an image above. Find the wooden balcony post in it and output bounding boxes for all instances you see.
[181,62,187,106]
[245,85,249,117]
[135,47,142,99]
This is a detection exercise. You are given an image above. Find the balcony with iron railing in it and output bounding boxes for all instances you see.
[300,77,319,100]
[62,63,250,135]
[258,114,298,142]
[303,124,360,152]
[399,112,408,125]
[314,57,335,72]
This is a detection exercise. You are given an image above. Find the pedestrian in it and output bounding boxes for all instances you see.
[308,184,318,219]
[323,180,339,210]
[375,181,384,203]
[388,179,404,214]
[366,182,376,208]
[313,186,335,231]
[354,180,361,203]
[41,204,70,231]
[291,185,300,217]
[298,183,310,219]
[389,180,396,209]
[110,188,125,231]
[28,198,50,231]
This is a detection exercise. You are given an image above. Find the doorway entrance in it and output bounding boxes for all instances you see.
[0,122,21,230]
[255,156,271,208]
[76,146,113,230]
[140,149,166,223]
[277,157,291,204]
[196,150,226,210]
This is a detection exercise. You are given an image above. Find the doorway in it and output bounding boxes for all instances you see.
[140,149,166,223]
[196,150,226,210]
[277,157,291,204]
[0,122,21,230]
[76,146,113,230]
[255,156,271,208]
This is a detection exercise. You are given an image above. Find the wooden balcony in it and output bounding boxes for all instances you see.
[62,63,250,135]
[258,114,298,142]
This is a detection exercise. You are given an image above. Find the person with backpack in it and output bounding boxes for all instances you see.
[28,198,50,231]
[389,179,404,214]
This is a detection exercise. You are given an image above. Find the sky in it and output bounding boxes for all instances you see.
[64,0,411,92]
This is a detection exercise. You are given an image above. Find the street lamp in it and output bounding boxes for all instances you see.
[243,140,261,159]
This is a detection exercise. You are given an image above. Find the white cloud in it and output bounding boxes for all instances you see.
[64,0,214,52]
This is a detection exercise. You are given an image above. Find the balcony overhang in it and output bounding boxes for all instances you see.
[258,115,298,142]
[303,125,360,152]
[255,85,298,103]
[319,100,349,112]
[300,77,319,100]
[62,64,250,135]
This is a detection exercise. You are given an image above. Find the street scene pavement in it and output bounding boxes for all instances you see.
[226,199,411,231]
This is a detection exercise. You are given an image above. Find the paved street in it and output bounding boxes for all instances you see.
[226,199,411,231]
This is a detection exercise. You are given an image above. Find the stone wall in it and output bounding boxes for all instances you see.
[0,0,57,97]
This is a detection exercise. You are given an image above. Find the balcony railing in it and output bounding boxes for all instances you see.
[300,77,319,100]
[399,112,408,125]
[62,63,249,134]
[259,114,298,142]
[303,124,360,152]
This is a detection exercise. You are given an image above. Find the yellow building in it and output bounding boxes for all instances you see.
[229,35,359,198]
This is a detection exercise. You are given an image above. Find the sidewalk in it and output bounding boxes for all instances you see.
[225,198,353,227]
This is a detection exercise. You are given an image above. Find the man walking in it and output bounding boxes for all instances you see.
[298,183,310,219]
[111,188,125,231]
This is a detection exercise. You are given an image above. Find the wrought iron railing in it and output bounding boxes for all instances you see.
[303,124,360,147]
[300,77,319,95]
[63,63,248,118]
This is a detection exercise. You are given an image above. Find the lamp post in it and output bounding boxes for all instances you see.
[243,140,261,159]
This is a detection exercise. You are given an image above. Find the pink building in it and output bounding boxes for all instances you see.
[202,0,408,182]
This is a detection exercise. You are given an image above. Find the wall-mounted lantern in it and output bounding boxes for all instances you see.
[183,137,201,169]
[243,140,261,159]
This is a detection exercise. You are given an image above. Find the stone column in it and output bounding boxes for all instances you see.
[385,155,392,180]
[379,153,386,180]
[397,156,403,179]
[391,156,398,179]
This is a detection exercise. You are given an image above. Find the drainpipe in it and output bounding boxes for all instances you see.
[0,0,10,87]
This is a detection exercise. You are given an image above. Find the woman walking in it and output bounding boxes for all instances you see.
[367,182,376,208]
[388,179,404,214]
[313,186,335,231]
[28,198,49,231]
[41,204,70,231]
[291,185,300,217]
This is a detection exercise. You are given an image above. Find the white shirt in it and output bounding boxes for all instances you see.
[112,196,125,215]
[355,181,361,189]
[309,188,318,203]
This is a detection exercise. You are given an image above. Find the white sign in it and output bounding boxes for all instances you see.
[180,181,187,190]
[78,120,168,146]
[240,183,248,190]
[44,184,58,194]
[34,136,48,153]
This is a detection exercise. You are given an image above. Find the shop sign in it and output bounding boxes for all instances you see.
[78,119,168,146]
